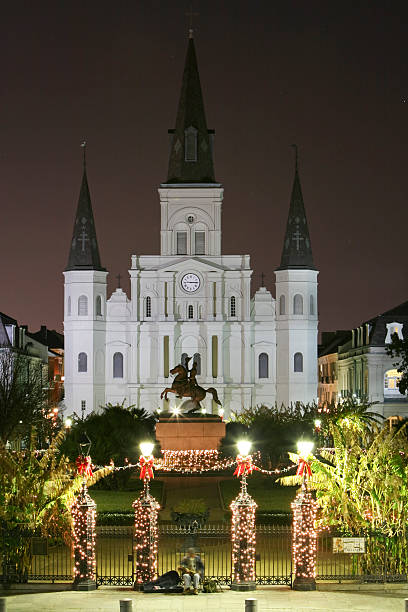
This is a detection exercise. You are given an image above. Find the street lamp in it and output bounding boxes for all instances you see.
[291,439,318,592]
[230,439,257,591]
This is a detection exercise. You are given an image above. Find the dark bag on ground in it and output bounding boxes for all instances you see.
[202,578,221,593]
[142,570,183,593]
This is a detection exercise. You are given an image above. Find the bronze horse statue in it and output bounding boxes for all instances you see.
[160,363,222,412]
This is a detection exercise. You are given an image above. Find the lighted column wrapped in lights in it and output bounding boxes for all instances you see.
[230,440,258,591]
[133,442,160,590]
[292,440,318,591]
[72,433,97,591]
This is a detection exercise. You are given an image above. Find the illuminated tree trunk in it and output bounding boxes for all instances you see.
[133,483,160,589]
[292,481,318,591]
[72,480,97,591]
[230,473,257,591]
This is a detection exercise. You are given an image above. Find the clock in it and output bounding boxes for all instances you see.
[181,273,200,293]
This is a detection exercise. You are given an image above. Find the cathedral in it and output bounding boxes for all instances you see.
[63,35,318,417]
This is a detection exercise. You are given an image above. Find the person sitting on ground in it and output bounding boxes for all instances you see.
[178,547,204,595]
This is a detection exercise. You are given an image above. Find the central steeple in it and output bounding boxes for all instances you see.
[166,34,216,184]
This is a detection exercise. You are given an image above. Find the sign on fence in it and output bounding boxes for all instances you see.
[333,537,365,554]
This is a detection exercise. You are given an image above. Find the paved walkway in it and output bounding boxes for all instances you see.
[2,586,406,612]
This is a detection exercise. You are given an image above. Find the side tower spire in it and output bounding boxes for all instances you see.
[275,147,318,408]
[66,144,105,271]
[166,34,216,184]
[277,145,315,271]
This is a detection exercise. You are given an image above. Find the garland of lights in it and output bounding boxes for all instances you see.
[291,481,319,590]
[133,454,160,587]
[71,479,97,589]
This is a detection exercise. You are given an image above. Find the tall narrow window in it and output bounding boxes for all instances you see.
[96,295,102,316]
[164,282,168,317]
[67,296,71,316]
[78,295,88,316]
[195,231,205,255]
[193,352,201,375]
[177,231,187,255]
[213,282,217,318]
[293,294,303,315]
[78,352,87,372]
[279,295,285,315]
[113,352,123,378]
[294,352,303,372]
[181,353,189,369]
[230,296,236,317]
[188,305,194,319]
[185,126,198,161]
[146,296,151,318]
[309,294,314,316]
[259,353,269,378]
[163,336,169,378]
[212,335,218,378]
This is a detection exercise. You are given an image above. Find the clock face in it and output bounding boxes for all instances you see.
[181,273,200,293]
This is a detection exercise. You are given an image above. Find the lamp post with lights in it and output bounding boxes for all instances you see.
[72,433,97,591]
[133,442,160,590]
[292,440,318,591]
[230,440,257,591]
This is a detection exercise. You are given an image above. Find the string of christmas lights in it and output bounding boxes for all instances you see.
[230,477,257,587]
[291,482,319,590]
[71,480,97,589]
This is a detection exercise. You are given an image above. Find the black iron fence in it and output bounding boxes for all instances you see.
[2,525,407,586]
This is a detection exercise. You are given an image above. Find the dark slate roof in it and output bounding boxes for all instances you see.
[365,300,408,347]
[66,168,105,271]
[277,160,315,271]
[28,326,64,350]
[166,36,216,184]
[0,314,11,347]
[319,330,352,357]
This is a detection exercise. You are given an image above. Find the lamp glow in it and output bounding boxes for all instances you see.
[297,441,314,459]
[237,440,252,456]
[172,406,180,416]
[140,442,154,457]
[314,419,321,429]
[65,418,73,428]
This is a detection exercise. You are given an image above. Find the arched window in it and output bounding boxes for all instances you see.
[181,353,189,369]
[78,295,88,316]
[193,352,201,375]
[230,296,236,317]
[309,294,314,316]
[96,295,102,316]
[78,352,87,373]
[67,296,71,316]
[185,126,198,162]
[294,352,303,372]
[188,305,194,319]
[146,296,151,318]
[293,294,303,315]
[113,352,123,378]
[279,295,285,315]
[259,353,269,378]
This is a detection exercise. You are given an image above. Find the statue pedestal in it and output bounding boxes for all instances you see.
[156,414,226,451]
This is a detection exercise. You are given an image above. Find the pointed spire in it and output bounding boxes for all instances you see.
[166,36,216,184]
[65,145,105,272]
[277,146,315,271]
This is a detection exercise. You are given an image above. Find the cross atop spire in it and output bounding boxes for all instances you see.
[165,35,216,184]
[277,147,315,271]
[186,4,199,39]
[65,146,105,272]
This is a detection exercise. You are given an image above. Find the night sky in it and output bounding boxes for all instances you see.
[1,1,407,335]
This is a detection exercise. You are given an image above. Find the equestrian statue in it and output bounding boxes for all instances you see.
[160,356,222,413]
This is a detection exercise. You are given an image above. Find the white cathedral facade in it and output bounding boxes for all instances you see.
[63,36,318,417]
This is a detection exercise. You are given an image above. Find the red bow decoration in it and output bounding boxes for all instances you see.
[76,455,93,477]
[233,454,260,478]
[296,458,312,478]
[139,455,155,480]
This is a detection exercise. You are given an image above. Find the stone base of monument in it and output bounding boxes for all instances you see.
[156,409,226,451]
[292,576,317,591]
